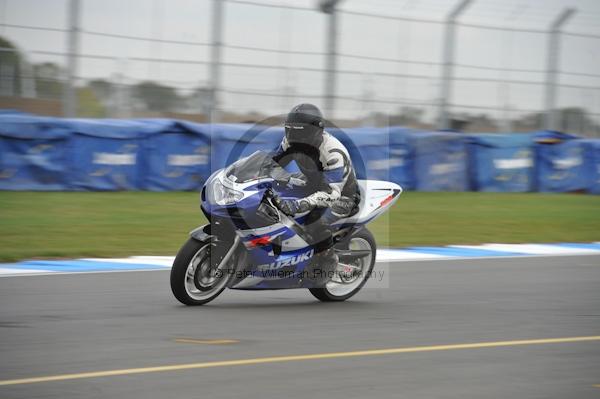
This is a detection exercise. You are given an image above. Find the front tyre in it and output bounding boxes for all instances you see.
[170,238,230,306]
[309,228,376,302]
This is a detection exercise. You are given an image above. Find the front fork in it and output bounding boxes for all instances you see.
[190,224,241,283]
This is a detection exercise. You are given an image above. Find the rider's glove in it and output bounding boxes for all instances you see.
[331,196,356,217]
[277,199,311,216]
[289,177,307,187]
[288,172,307,187]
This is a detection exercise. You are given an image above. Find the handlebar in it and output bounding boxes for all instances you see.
[264,188,282,208]
[257,188,282,223]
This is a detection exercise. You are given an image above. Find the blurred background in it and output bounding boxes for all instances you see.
[1,4,599,396]
[1,0,599,134]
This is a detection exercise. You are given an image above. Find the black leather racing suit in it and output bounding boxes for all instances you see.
[273,131,360,252]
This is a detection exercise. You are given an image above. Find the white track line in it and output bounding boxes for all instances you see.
[0,268,49,276]
[80,257,172,267]
[377,249,447,261]
[452,244,600,256]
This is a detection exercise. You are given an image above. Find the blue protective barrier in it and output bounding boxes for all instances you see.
[389,127,416,190]
[67,119,159,191]
[330,127,391,181]
[409,132,469,191]
[536,138,590,193]
[582,139,600,194]
[467,133,535,192]
[138,120,211,191]
[208,124,284,172]
[532,130,578,143]
[0,113,597,193]
[0,115,72,190]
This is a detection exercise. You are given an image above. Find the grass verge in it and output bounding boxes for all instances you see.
[0,191,599,262]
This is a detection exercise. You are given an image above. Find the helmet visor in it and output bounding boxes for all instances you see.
[284,123,321,146]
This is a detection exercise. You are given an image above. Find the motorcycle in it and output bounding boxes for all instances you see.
[170,150,402,305]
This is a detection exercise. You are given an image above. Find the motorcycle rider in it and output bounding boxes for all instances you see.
[272,103,360,286]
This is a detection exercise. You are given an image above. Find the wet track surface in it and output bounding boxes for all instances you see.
[1,255,599,398]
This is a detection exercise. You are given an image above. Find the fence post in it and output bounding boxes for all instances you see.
[498,4,527,133]
[209,0,224,122]
[19,54,36,98]
[543,7,575,131]
[438,0,472,130]
[319,0,340,118]
[63,0,80,117]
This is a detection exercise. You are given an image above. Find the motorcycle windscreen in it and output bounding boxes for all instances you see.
[225,151,290,183]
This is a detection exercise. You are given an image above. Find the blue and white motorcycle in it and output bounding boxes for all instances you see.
[170,150,401,305]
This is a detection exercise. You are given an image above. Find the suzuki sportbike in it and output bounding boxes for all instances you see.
[170,150,401,305]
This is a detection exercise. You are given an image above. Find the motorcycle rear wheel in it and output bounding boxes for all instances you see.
[309,228,376,302]
[170,237,231,306]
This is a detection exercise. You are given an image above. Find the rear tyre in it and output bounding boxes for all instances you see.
[309,228,376,302]
[170,237,231,306]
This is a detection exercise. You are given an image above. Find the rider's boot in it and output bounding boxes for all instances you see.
[308,247,338,287]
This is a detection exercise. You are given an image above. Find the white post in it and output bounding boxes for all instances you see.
[209,0,224,122]
[19,56,36,98]
[63,0,80,117]
[438,0,472,130]
[544,8,576,131]
[499,4,527,133]
[320,0,341,118]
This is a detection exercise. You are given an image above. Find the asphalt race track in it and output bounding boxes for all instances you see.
[1,255,599,398]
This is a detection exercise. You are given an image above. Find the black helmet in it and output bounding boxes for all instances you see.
[284,103,324,147]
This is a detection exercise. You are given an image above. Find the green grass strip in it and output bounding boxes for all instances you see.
[0,192,599,262]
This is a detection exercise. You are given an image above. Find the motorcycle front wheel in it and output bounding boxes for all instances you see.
[309,227,376,302]
[170,237,231,306]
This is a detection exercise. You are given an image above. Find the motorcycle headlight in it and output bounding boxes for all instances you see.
[209,180,244,205]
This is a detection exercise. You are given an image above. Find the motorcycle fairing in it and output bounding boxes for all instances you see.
[200,151,402,290]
